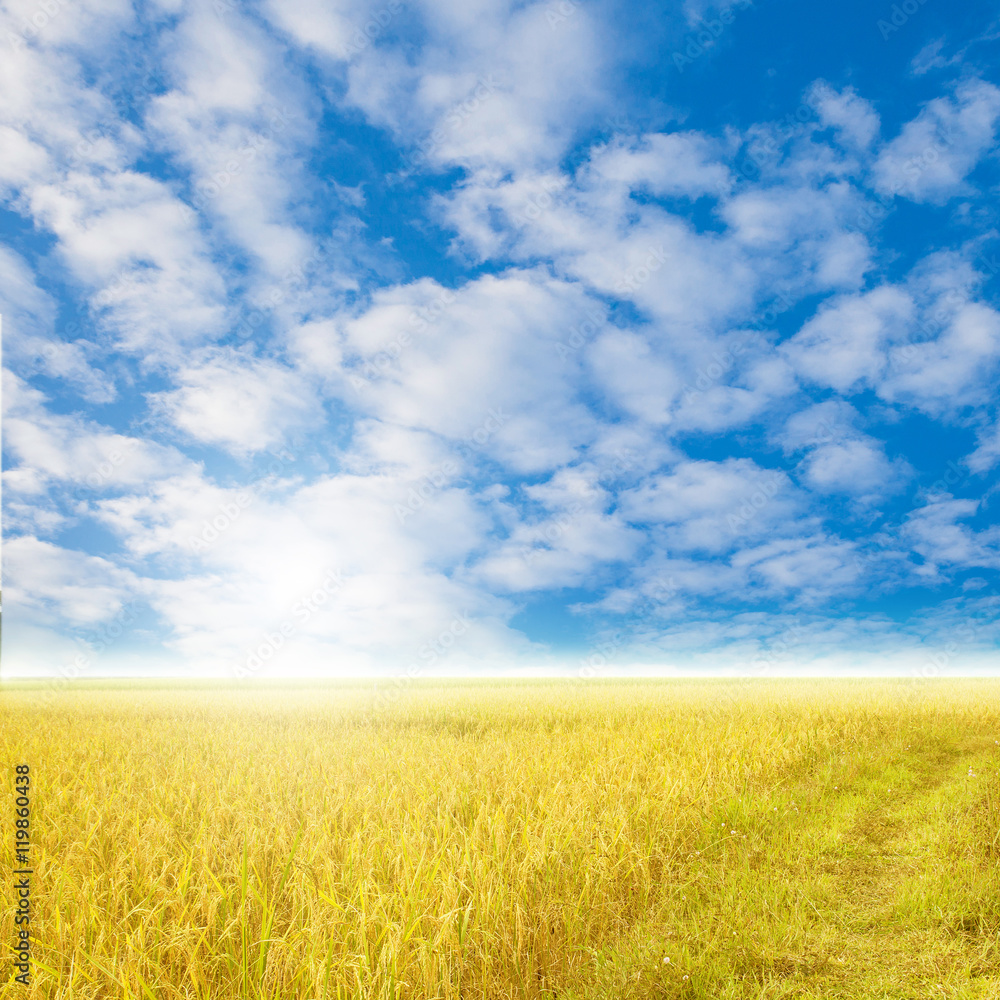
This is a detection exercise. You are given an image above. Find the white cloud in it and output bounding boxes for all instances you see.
[28,170,228,354]
[333,269,601,474]
[808,82,880,150]
[880,301,1000,414]
[730,534,860,601]
[778,400,910,500]
[782,285,914,394]
[910,38,963,77]
[342,0,607,172]
[585,131,731,199]
[83,460,534,673]
[901,495,1000,575]
[262,0,360,58]
[473,466,643,591]
[0,244,55,328]
[586,328,681,426]
[2,370,191,494]
[617,458,804,554]
[0,247,117,402]
[721,182,873,291]
[968,420,1000,473]
[4,535,139,627]
[5,15,1000,679]
[872,78,1000,203]
[151,349,320,455]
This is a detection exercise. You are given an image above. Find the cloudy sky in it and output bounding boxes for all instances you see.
[2,0,1000,679]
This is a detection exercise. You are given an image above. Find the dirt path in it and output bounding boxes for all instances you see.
[792,736,999,998]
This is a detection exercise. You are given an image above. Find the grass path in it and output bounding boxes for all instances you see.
[717,731,999,998]
[574,720,1000,999]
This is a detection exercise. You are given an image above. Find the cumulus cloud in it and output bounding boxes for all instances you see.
[2,370,191,494]
[585,131,731,199]
[778,401,910,501]
[782,286,914,394]
[808,82,880,151]
[4,535,140,628]
[330,269,602,474]
[872,78,1000,203]
[617,458,805,553]
[901,496,1000,577]
[151,350,320,456]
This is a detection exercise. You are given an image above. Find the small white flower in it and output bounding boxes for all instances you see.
[663,956,670,964]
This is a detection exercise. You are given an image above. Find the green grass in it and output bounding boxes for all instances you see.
[1,678,998,998]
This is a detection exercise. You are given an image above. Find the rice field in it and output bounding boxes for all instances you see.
[1,678,998,998]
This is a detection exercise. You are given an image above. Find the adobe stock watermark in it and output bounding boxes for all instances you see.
[341,0,405,57]
[709,103,817,203]
[554,307,605,361]
[347,331,413,392]
[520,448,639,566]
[732,114,814,187]
[66,117,126,168]
[373,611,475,710]
[234,571,346,678]
[748,621,808,676]
[545,0,580,29]
[521,449,639,565]
[672,0,756,74]
[729,412,839,534]
[726,476,783,534]
[905,585,1000,703]
[190,108,294,209]
[188,452,294,553]
[18,268,149,384]
[898,268,997,358]
[877,0,931,41]
[512,175,567,229]
[677,290,796,404]
[405,77,499,170]
[520,502,584,564]
[574,631,627,680]
[6,0,71,50]
[571,576,682,681]
[80,443,133,491]
[232,240,339,344]
[615,245,669,296]
[855,132,952,231]
[350,287,458,392]
[679,340,759,404]
[37,601,144,705]
[395,408,509,524]
[718,620,809,709]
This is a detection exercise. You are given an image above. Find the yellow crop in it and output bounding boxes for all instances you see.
[1,678,998,998]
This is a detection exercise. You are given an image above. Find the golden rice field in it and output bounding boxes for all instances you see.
[1,678,999,999]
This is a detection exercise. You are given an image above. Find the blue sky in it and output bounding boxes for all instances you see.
[2,0,1000,678]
